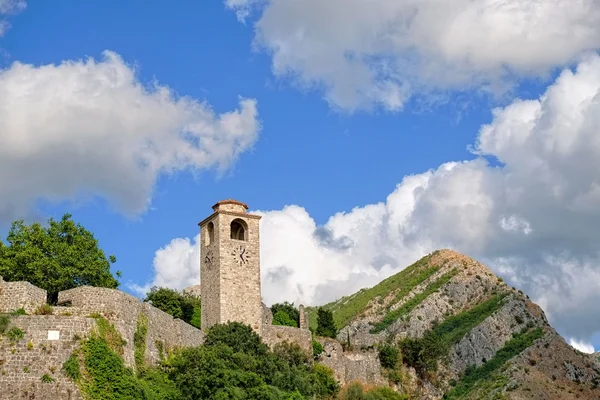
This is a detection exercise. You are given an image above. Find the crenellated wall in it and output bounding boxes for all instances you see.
[0,276,47,314]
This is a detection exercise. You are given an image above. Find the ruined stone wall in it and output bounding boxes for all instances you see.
[0,276,47,314]
[0,315,95,400]
[262,324,312,354]
[317,338,386,386]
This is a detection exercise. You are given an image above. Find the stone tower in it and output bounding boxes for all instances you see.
[198,199,262,333]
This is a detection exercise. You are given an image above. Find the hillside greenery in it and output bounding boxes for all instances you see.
[0,214,120,303]
[65,317,341,399]
[308,252,440,330]
[144,287,201,329]
[371,269,459,333]
[444,327,545,399]
[398,293,510,376]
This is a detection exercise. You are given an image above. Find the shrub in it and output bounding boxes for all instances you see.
[34,304,54,315]
[378,344,399,369]
[338,382,408,399]
[313,339,324,359]
[41,373,55,383]
[134,313,148,372]
[271,302,300,327]
[144,286,201,328]
[11,308,26,316]
[0,315,10,334]
[6,326,24,341]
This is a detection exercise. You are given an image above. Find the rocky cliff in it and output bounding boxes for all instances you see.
[311,249,600,399]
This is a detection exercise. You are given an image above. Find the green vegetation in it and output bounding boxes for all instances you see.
[308,253,438,330]
[378,344,400,369]
[0,214,120,303]
[272,302,300,327]
[34,304,53,315]
[10,308,26,316]
[63,354,81,380]
[313,339,324,359]
[6,326,24,341]
[134,313,149,371]
[144,286,201,329]
[444,328,544,399]
[316,307,337,338]
[399,293,509,376]
[66,319,339,399]
[0,314,10,334]
[337,382,408,400]
[371,269,458,333]
[41,373,55,383]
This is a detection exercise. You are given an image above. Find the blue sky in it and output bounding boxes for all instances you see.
[1,1,600,352]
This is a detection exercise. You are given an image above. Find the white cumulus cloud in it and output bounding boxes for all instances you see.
[143,54,600,346]
[568,338,596,354]
[0,50,260,221]
[225,0,600,111]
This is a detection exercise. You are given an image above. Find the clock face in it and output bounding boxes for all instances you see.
[204,249,214,269]
[231,245,248,266]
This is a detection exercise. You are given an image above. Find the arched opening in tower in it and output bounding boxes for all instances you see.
[230,219,247,241]
[207,221,215,245]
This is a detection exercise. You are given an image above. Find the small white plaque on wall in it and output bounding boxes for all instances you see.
[47,330,60,340]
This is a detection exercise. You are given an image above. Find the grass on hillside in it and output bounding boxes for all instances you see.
[443,328,544,399]
[431,293,508,348]
[308,252,439,330]
[370,269,459,333]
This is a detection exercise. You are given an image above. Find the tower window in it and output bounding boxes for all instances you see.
[230,219,247,241]
[206,222,215,245]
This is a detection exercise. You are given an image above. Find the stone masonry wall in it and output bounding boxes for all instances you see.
[317,338,385,386]
[0,315,95,400]
[262,324,312,354]
[57,286,205,367]
[0,276,47,314]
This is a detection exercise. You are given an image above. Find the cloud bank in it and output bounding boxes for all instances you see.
[143,54,600,346]
[0,51,260,221]
[226,0,600,111]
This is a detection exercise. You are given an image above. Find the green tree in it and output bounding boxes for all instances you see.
[144,287,201,328]
[0,214,120,304]
[316,308,337,338]
[271,302,300,327]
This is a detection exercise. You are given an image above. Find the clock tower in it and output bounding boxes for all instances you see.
[198,199,263,333]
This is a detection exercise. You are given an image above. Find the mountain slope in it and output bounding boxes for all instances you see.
[311,249,600,399]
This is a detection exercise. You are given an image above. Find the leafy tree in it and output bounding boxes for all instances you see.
[273,310,297,327]
[271,302,300,327]
[144,287,201,328]
[316,308,337,338]
[0,214,120,303]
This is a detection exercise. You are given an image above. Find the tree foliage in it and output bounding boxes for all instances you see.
[271,302,300,327]
[0,214,120,303]
[144,287,201,328]
[316,308,337,338]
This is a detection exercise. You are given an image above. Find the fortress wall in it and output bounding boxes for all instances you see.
[316,338,385,386]
[142,303,205,364]
[0,315,95,400]
[262,324,312,354]
[0,277,47,314]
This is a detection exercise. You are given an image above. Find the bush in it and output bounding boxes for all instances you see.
[378,344,399,369]
[0,315,10,334]
[6,326,24,341]
[313,339,324,359]
[271,302,300,327]
[63,354,81,380]
[10,308,26,316]
[144,286,201,328]
[316,308,337,338]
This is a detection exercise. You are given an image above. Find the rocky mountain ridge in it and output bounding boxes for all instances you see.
[311,249,600,399]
